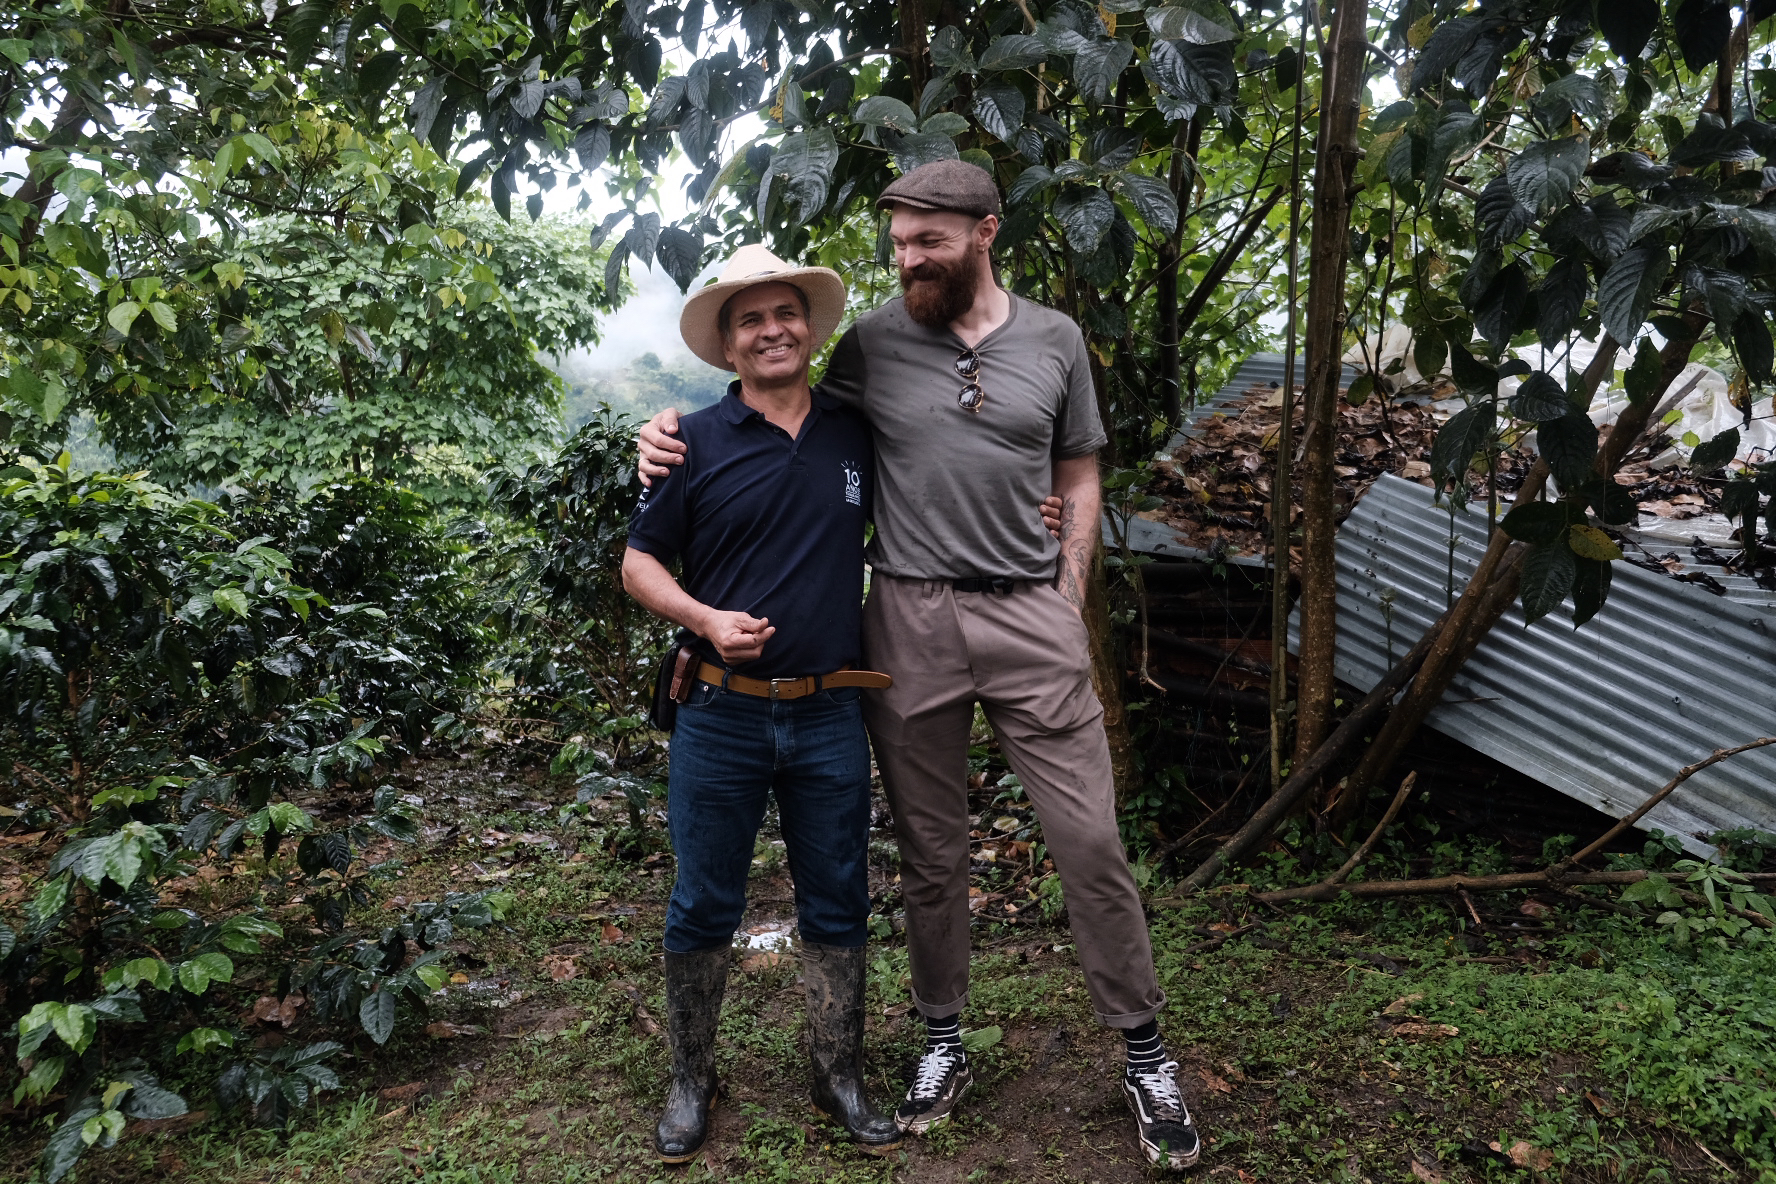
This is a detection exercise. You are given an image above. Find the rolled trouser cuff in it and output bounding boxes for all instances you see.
[1095,992,1167,1030]
[909,985,969,1021]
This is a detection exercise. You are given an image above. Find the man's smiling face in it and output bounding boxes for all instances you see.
[720,281,813,385]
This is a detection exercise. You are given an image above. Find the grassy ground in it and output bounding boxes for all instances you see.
[13,750,1776,1184]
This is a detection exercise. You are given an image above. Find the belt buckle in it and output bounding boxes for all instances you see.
[768,678,795,701]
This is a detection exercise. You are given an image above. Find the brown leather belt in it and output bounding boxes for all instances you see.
[695,662,892,700]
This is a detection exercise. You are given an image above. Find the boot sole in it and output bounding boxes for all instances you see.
[656,1087,720,1164]
[811,1105,904,1155]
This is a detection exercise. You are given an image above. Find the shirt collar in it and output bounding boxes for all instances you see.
[718,383,833,421]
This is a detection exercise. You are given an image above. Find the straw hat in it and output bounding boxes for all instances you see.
[679,243,847,371]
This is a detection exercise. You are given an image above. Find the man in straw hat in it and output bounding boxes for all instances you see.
[621,244,902,1162]
[641,161,1200,1167]
[638,161,1201,1170]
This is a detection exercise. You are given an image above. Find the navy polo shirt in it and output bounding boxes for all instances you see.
[627,386,874,680]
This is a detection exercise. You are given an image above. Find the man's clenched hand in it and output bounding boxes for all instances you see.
[1039,495,1063,539]
[699,610,775,664]
[638,407,686,487]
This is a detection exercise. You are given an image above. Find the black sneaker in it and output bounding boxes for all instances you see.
[895,1043,972,1133]
[1123,1060,1201,1169]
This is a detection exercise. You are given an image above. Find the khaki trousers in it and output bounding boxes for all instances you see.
[861,574,1164,1029]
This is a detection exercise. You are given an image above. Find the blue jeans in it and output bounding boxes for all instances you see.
[663,681,873,953]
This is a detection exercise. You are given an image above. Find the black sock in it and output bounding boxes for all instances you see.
[1123,1019,1166,1073]
[924,1014,962,1053]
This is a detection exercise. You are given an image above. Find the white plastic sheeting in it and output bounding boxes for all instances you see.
[1292,474,1776,857]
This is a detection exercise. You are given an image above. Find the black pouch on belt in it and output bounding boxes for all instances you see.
[648,630,698,732]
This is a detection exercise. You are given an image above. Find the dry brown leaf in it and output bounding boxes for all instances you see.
[1584,1091,1617,1116]
[1383,993,1425,1016]
[423,1021,482,1039]
[378,1082,428,1103]
[1197,1070,1234,1094]
[600,921,626,944]
[1410,1159,1445,1183]
[541,954,579,982]
[740,950,785,973]
[251,993,304,1027]
[449,972,470,985]
[1391,1022,1460,1040]
[1400,460,1431,479]
[1519,898,1552,919]
[1507,1140,1554,1172]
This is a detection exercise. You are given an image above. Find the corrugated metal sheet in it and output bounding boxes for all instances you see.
[1292,474,1776,856]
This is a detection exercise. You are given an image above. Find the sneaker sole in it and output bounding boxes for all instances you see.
[896,1076,972,1135]
[1123,1084,1201,1169]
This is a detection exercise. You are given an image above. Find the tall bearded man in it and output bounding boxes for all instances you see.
[641,162,1201,1169]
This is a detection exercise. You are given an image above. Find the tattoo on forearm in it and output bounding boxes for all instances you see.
[1054,495,1087,612]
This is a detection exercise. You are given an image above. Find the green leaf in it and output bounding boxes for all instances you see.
[358,51,404,102]
[1510,372,1570,422]
[1430,402,1495,485]
[268,801,314,833]
[1112,173,1179,237]
[1074,37,1134,106]
[1412,327,1447,379]
[1500,500,1570,545]
[284,1,333,70]
[1597,245,1670,346]
[51,1004,97,1055]
[929,26,975,76]
[960,1025,1004,1052]
[1568,524,1624,561]
[1597,0,1658,59]
[0,39,30,65]
[1472,263,1529,351]
[856,94,923,134]
[42,1107,102,1184]
[1624,338,1663,404]
[979,34,1050,71]
[107,302,143,335]
[655,227,702,293]
[1690,428,1740,472]
[211,586,250,618]
[176,1027,234,1055]
[176,952,233,995]
[1733,309,1774,385]
[972,85,1025,144]
[1507,139,1587,215]
[1535,258,1589,349]
[1537,411,1599,488]
[1053,186,1116,253]
[1521,540,1578,624]
[360,988,397,1045]
[1146,1,1240,44]
[147,302,177,332]
[1673,0,1732,72]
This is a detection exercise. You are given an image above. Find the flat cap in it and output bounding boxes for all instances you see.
[876,159,1001,218]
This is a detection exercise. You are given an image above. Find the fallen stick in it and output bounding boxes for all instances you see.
[1253,869,1645,903]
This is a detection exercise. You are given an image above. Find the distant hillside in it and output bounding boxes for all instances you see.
[557,351,729,428]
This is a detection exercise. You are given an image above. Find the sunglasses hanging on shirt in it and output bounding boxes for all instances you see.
[954,346,985,413]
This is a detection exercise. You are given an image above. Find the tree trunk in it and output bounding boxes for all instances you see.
[900,0,929,99]
[1291,0,1368,770]
[1084,536,1139,803]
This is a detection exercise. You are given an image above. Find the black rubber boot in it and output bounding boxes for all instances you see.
[655,948,729,1163]
[801,942,903,1155]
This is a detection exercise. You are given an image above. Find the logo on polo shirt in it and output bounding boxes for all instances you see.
[841,461,861,506]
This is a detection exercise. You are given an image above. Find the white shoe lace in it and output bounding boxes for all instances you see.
[909,1046,960,1100]
[1133,1060,1185,1122]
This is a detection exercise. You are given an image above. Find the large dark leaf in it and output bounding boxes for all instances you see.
[1500,499,1571,545]
[1520,539,1578,625]
[1472,262,1530,350]
[854,95,917,133]
[1074,37,1135,104]
[678,108,716,164]
[656,227,702,293]
[1597,0,1659,59]
[1412,15,1483,93]
[1112,173,1179,236]
[1571,555,1613,627]
[1008,165,1056,206]
[1476,176,1534,249]
[1536,257,1590,347]
[41,1106,102,1184]
[1146,1,1240,43]
[1506,138,1588,215]
[284,1,334,71]
[1538,410,1599,487]
[1670,114,1754,166]
[1448,340,1499,395]
[1673,0,1732,72]
[1690,427,1741,472]
[574,123,611,171]
[1596,244,1669,345]
[891,131,960,173]
[360,987,397,1044]
[1430,402,1495,484]
[973,85,1025,143]
[1147,40,1234,111]
[1734,308,1775,384]
[1053,186,1116,253]
[1623,337,1663,404]
[1511,371,1571,422]
[980,33,1050,70]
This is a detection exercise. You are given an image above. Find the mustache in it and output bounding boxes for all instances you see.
[899,262,952,285]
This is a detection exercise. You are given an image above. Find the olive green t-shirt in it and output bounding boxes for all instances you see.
[818,293,1107,582]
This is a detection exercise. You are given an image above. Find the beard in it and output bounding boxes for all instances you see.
[900,254,977,329]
